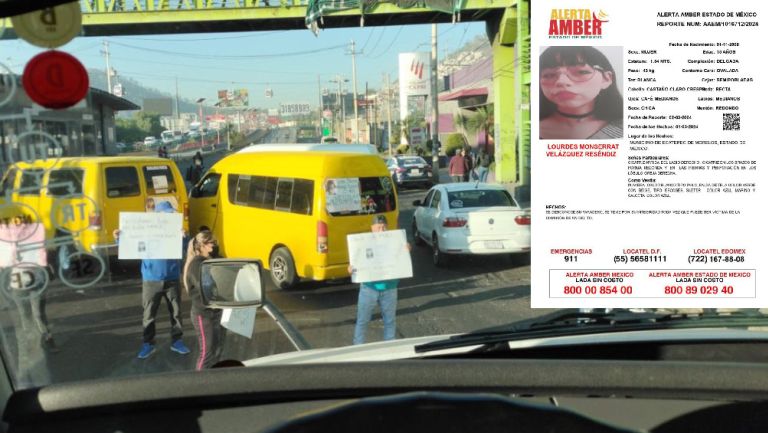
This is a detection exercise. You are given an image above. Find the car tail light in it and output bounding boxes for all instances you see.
[515,215,531,225]
[317,220,328,253]
[442,217,467,228]
[89,211,102,229]
[395,167,406,173]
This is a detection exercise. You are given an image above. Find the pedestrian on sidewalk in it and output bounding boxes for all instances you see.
[348,215,411,345]
[463,148,475,182]
[183,230,225,370]
[448,148,465,183]
[114,198,190,359]
[476,149,493,183]
[193,151,204,168]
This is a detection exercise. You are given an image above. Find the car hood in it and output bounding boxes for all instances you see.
[243,326,768,366]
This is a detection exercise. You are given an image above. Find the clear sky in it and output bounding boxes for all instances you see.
[1,22,485,109]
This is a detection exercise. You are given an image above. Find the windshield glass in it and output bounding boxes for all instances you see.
[0,1,758,393]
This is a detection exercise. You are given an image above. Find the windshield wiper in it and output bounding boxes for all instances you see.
[415,308,768,354]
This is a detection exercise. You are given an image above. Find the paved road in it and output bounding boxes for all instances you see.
[0,156,542,387]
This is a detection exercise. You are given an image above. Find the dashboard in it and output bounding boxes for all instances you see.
[3,359,768,433]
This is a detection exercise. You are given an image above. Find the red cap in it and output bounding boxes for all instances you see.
[23,50,89,109]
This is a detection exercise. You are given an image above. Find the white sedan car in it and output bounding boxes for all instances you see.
[412,183,531,266]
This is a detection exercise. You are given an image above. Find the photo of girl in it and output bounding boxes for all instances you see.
[539,46,623,140]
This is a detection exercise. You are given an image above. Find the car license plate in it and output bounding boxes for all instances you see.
[484,241,504,249]
[410,169,420,175]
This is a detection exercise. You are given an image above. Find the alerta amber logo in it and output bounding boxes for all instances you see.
[548,9,609,39]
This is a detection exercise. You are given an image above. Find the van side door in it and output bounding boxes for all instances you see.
[189,172,221,237]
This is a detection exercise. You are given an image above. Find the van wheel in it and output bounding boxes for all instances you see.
[412,220,425,246]
[432,233,447,267]
[270,247,298,290]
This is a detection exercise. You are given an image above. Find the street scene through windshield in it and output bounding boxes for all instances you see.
[0,1,537,389]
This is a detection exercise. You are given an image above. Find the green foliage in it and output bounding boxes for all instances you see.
[443,133,466,157]
[115,118,144,144]
[134,112,164,138]
[466,105,494,140]
[425,139,433,152]
[396,144,410,155]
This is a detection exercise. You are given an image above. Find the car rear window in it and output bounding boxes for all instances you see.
[399,157,426,166]
[105,166,140,198]
[47,169,84,196]
[326,176,396,217]
[143,165,177,195]
[446,189,515,209]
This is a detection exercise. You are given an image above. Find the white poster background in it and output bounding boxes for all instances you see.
[221,307,257,338]
[532,1,766,308]
[347,229,413,283]
[325,178,362,213]
[118,212,182,260]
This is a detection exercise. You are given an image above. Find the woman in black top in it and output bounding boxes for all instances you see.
[183,231,223,370]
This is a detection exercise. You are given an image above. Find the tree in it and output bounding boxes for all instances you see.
[134,112,164,138]
[115,118,144,144]
[453,111,469,141]
[443,133,466,157]
[466,105,494,152]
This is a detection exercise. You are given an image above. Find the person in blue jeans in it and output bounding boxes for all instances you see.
[348,215,411,345]
[114,199,191,359]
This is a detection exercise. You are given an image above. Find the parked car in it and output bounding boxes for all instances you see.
[412,183,530,266]
[386,155,433,189]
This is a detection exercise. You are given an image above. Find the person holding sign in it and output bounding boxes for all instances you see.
[182,230,225,370]
[114,199,191,359]
[348,215,412,345]
[539,46,623,140]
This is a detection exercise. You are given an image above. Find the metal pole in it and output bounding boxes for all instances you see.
[430,24,440,184]
[385,73,393,156]
[351,40,360,144]
[103,40,112,95]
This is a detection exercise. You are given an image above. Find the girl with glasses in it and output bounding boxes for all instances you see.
[539,46,623,139]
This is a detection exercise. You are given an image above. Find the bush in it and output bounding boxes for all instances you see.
[396,144,410,154]
[443,133,466,157]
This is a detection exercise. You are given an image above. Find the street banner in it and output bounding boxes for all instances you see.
[347,229,413,283]
[118,212,182,260]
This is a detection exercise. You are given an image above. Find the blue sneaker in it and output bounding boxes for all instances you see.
[137,343,155,359]
[170,340,190,355]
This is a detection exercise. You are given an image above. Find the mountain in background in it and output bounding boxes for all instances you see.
[87,68,199,116]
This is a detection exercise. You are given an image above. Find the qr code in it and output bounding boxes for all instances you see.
[723,113,740,131]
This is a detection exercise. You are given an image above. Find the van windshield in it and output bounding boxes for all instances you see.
[326,176,396,217]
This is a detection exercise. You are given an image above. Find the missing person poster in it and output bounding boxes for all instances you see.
[532,1,765,308]
[118,212,183,260]
[347,229,413,283]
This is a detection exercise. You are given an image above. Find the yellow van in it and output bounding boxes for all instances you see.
[1,156,188,256]
[188,144,398,289]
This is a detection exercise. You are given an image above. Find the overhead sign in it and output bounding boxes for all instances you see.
[398,52,431,121]
[217,88,249,108]
[279,103,311,116]
[23,51,89,109]
[143,98,173,116]
[11,2,82,48]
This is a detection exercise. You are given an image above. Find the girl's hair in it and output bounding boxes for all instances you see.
[183,230,216,293]
[539,46,623,122]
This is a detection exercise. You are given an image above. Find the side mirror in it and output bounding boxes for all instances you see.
[200,259,265,308]
[412,199,422,207]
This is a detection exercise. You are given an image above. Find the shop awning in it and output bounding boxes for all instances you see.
[438,87,488,101]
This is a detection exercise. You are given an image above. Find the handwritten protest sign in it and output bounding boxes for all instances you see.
[325,178,362,213]
[118,212,182,260]
[220,307,257,338]
[347,229,412,283]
